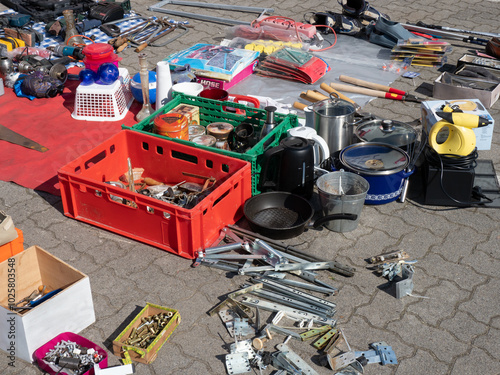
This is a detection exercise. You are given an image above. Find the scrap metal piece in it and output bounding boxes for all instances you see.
[208,284,263,317]
[149,1,274,25]
[225,352,251,374]
[230,339,255,360]
[395,264,415,299]
[355,341,397,366]
[313,328,338,350]
[368,250,409,265]
[300,325,332,341]
[272,344,319,375]
[240,297,337,326]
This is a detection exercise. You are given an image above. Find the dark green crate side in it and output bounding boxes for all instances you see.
[123,93,299,195]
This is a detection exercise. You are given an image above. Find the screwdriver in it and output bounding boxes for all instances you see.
[435,111,491,128]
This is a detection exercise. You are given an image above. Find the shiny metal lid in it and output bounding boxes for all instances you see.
[340,142,409,175]
[355,119,418,148]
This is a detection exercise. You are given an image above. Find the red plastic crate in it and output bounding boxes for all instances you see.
[34,332,108,375]
[57,130,252,259]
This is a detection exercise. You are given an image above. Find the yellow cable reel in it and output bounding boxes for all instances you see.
[428,120,476,156]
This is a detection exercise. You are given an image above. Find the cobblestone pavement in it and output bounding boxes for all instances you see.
[1,0,500,374]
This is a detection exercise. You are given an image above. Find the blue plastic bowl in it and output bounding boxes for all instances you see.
[131,71,157,104]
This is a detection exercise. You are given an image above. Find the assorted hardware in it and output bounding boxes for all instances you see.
[43,340,104,375]
[122,312,173,349]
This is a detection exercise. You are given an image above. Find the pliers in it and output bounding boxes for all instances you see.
[329,75,427,103]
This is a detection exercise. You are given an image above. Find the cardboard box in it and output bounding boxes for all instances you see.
[433,72,500,108]
[421,99,495,151]
[112,303,180,364]
[0,246,95,363]
[196,60,256,90]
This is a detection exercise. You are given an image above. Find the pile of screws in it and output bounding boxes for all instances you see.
[123,311,174,349]
[44,340,103,375]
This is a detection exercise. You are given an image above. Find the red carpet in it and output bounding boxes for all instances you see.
[0,75,142,196]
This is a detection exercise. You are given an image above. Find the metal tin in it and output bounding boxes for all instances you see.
[207,122,234,141]
[191,135,216,147]
[355,119,418,149]
[189,124,206,140]
[154,113,189,140]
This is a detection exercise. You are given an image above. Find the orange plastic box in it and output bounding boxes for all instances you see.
[0,227,23,263]
[57,130,252,259]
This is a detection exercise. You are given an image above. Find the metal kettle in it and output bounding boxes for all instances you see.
[259,136,315,198]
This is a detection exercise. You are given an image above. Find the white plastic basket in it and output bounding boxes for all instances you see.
[72,68,134,121]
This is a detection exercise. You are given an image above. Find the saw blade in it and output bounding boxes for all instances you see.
[0,124,48,152]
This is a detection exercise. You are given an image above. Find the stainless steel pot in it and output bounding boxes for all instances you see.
[312,98,356,154]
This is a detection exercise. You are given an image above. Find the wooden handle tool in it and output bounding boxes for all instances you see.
[135,42,148,53]
[329,82,405,101]
[293,101,308,110]
[339,75,407,96]
[319,83,359,108]
[305,90,328,102]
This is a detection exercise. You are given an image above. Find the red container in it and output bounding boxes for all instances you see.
[34,332,108,375]
[83,43,121,72]
[57,130,252,259]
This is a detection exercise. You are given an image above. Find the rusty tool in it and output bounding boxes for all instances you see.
[0,124,48,152]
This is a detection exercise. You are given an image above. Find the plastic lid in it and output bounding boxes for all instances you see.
[83,43,114,59]
[154,113,188,132]
[340,142,409,175]
[355,119,418,147]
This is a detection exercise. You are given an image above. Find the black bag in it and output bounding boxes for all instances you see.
[88,2,124,23]
[21,72,64,98]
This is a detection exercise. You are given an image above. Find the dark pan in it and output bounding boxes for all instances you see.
[243,191,356,240]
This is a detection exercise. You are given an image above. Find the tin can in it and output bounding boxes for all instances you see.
[189,124,206,140]
[154,113,189,140]
[192,135,216,147]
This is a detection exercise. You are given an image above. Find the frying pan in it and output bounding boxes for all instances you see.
[243,191,357,240]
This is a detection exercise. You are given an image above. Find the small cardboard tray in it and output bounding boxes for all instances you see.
[112,303,180,364]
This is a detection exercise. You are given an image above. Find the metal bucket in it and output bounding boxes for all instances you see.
[312,98,356,154]
[316,171,369,232]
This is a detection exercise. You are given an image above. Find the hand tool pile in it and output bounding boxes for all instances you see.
[107,16,190,53]
[193,226,397,374]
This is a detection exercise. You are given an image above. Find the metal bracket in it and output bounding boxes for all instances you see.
[149,1,274,25]
[354,342,398,366]
[225,352,251,374]
[394,264,415,299]
[273,344,319,375]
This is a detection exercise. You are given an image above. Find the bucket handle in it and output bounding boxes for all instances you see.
[311,213,357,228]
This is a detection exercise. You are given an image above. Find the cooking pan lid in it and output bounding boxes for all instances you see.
[355,119,418,147]
[313,97,356,116]
[340,142,409,175]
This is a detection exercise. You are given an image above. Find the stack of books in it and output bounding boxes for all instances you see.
[165,43,260,90]
[391,39,451,67]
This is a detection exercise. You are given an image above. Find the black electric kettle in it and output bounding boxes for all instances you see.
[259,136,315,198]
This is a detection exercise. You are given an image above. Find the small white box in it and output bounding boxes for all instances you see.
[421,99,495,151]
[0,246,95,363]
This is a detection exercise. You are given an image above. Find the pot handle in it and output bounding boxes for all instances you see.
[402,167,416,179]
[311,213,358,228]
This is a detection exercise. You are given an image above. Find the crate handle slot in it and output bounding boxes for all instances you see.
[171,149,198,164]
[84,149,107,171]
[212,186,231,208]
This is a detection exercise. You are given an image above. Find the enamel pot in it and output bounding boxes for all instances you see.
[338,142,414,204]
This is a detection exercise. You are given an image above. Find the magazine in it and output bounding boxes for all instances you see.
[165,43,260,81]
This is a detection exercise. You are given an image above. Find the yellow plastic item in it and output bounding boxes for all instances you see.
[0,36,25,52]
[428,120,476,156]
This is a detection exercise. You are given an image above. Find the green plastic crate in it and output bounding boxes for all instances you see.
[123,93,299,195]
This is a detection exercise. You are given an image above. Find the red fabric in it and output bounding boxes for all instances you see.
[0,75,142,196]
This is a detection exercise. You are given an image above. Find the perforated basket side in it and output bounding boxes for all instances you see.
[72,68,134,122]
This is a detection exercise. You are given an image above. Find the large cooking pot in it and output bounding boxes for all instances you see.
[243,192,357,240]
[312,97,357,154]
[338,142,413,205]
[354,118,419,152]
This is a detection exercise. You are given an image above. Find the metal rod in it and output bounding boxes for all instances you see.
[149,0,274,25]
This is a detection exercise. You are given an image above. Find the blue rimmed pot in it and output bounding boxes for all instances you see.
[338,142,414,204]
